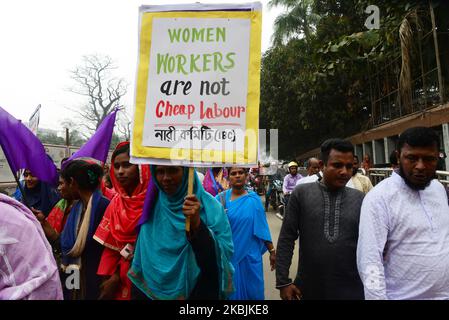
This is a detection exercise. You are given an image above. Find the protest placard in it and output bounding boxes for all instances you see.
[131,2,262,167]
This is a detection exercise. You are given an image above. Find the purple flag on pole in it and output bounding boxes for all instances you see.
[68,109,118,164]
[0,106,58,185]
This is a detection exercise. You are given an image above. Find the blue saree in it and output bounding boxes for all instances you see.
[217,189,272,300]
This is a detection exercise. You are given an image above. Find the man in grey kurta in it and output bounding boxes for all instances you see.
[276,139,365,300]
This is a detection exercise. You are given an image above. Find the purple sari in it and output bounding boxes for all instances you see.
[0,194,63,300]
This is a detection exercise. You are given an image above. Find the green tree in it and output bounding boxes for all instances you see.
[261,0,427,158]
[37,131,65,145]
[269,0,320,45]
[61,120,88,147]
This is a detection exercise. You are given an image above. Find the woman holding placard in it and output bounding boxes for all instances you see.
[128,165,235,300]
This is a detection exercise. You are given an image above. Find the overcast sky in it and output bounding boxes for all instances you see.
[0,0,283,132]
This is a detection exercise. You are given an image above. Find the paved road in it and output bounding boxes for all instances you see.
[262,201,299,300]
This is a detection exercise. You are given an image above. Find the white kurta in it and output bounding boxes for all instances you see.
[357,172,449,300]
[296,171,322,186]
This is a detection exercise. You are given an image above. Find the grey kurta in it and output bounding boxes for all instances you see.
[276,181,365,300]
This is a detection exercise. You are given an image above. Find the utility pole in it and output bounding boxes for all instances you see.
[65,128,70,158]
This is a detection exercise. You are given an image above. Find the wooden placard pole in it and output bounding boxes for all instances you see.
[186,167,195,233]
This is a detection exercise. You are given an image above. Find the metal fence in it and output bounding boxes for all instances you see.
[367,168,393,185]
[368,4,447,128]
[368,168,449,186]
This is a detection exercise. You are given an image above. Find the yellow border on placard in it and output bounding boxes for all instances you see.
[132,10,261,164]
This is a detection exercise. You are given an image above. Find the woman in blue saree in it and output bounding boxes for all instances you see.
[216,167,276,300]
[128,165,234,300]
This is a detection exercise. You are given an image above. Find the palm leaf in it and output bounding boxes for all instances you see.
[271,0,320,45]
[398,10,420,114]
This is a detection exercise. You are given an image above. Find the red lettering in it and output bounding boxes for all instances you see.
[238,106,245,117]
[200,101,207,119]
[213,103,223,118]
[165,100,173,115]
[156,100,164,118]
[156,100,196,119]
[200,101,247,119]
[188,104,194,119]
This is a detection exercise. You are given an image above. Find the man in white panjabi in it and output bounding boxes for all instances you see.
[296,158,323,186]
[357,127,449,300]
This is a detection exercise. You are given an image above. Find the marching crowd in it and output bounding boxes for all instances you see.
[1,126,449,300]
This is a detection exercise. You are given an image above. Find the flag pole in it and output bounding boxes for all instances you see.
[3,154,30,208]
[185,167,194,235]
[13,170,30,208]
[0,138,30,208]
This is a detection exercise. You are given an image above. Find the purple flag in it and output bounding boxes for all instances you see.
[68,109,118,164]
[136,178,158,232]
[0,106,58,185]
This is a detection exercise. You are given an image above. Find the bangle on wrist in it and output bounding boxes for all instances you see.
[269,248,275,253]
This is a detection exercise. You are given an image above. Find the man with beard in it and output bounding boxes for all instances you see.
[276,139,365,300]
[357,127,449,300]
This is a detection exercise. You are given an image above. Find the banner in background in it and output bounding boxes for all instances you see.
[28,104,41,135]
